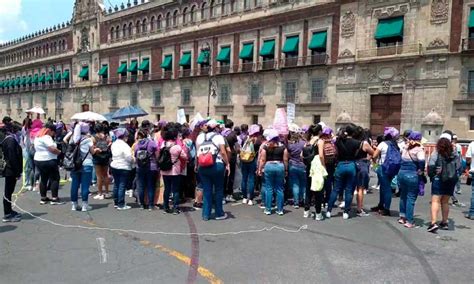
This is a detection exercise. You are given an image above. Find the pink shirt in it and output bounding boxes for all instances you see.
[160,141,187,176]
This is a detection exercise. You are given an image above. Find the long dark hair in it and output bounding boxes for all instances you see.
[436,138,453,158]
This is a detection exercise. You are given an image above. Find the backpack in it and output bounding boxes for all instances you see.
[136,140,152,169]
[0,135,12,176]
[197,133,220,168]
[63,138,86,171]
[93,137,111,165]
[302,142,316,166]
[439,154,459,182]
[381,141,401,178]
[240,138,256,163]
[322,138,337,166]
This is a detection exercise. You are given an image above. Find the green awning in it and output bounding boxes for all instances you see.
[308,31,327,50]
[469,8,474,28]
[26,76,32,84]
[161,55,172,70]
[54,72,61,81]
[375,17,404,40]
[282,36,299,54]
[260,39,275,57]
[98,65,108,76]
[138,58,149,71]
[0,81,3,88]
[20,77,27,86]
[239,43,254,60]
[179,52,192,66]
[78,66,89,78]
[197,50,210,64]
[7,80,12,87]
[117,62,127,74]
[39,74,46,83]
[32,74,39,84]
[216,46,231,63]
[61,70,70,80]
[45,74,53,82]
[128,61,138,72]
[14,77,21,86]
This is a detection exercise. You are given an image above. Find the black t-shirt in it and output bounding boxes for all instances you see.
[336,138,361,161]
[226,131,238,154]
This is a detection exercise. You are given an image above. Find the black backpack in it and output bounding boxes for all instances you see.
[136,140,151,169]
[302,142,316,166]
[93,138,111,165]
[158,143,177,171]
[0,134,11,176]
[63,138,86,171]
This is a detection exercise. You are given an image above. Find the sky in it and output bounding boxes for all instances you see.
[0,0,124,43]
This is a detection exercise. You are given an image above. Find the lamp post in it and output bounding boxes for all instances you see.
[202,42,217,118]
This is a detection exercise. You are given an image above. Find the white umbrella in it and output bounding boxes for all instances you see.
[26,106,46,114]
[71,111,107,122]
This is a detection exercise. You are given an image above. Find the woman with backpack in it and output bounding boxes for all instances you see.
[110,128,134,210]
[287,124,306,209]
[317,126,337,211]
[427,133,460,233]
[92,124,112,200]
[372,127,400,216]
[302,124,322,219]
[257,129,289,216]
[397,131,425,228]
[134,129,159,211]
[159,123,187,215]
[240,124,259,206]
[326,124,360,220]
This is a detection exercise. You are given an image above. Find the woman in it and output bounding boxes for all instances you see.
[67,122,96,212]
[257,129,289,216]
[159,124,187,215]
[287,124,306,209]
[398,131,425,228]
[240,124,260,206]
[326,124,359,220]
[2,120,23,222]
[33,122,62,205]
[427,133,460,233]
[181,126,196,200]
[372,127,400,216]
[110,128,134,210]
[196,119,229,221]
[303,124,322,219]
[135,129,159,211]
[318,127,337,209]
[92,124,112,200]
[353,127,375,217]
[21,117,34,191]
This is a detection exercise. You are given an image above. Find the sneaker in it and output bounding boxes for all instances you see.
[455,189,462,194]
[370,205,382,212]
[127,190,133,198]
[293,205,300,209]
[227,196,236,202]
[276,211,284,216]
[242,198,248,204]
[93,194,104,200]
[357,210,370,217]
[215,213,228,220]
[427,223,439,233]
[193,202,202,210]
[113,205,118,209]
[40,198,51,205]
[404,222,415,228]
[315,213,323,221]
[465,214,474,220]
[81,203,92,212]
[343,212,350,220]
[326,211,331,219]
[104,193,112,199]
[452,201,466,207]
[338,201,345,209]
[2,214,21,223]
[172,208,181,215]
[259,204,266,209]
[50,199,65,205]
[248,200,254,206]
[380,209,391,216]
[303,210,310,218]
[117,205,131,211]
[264,210,271,215]
[439,222,449,230]
[71,202,79,211]
[398,217,407,224]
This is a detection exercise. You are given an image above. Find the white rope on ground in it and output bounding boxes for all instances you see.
[5,193,308,237]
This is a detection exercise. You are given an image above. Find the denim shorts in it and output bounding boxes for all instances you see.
[431,177,456,196]
[355,159,370,189]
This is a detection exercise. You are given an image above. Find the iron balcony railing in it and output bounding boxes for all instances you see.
[357,43,423,59]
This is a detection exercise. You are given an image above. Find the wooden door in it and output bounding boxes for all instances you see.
[370,94,402,136]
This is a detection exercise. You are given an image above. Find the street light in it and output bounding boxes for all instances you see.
[202,42,217,117]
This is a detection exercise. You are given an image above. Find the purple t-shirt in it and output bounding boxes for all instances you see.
[287,140,305,167]
[134,138,158,171]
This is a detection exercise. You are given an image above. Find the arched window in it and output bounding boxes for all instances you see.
[62,40,67,50]
[150,16,155,31]
[182,7,188,24]
[173,10,178,27]
[45,43,49,54]
[210,0,215,18]
[165,12,171,27]
[128,22,133,36]
[110,26,115,40]
[142,18,147,33]
[115,25,120,39]
[123,24,127,38]
[244,0,250,10]
[53,42,57,53]
[230,0,236,13]
[190,6,196,22]
[136,20,141,34]
[201,2,208,20]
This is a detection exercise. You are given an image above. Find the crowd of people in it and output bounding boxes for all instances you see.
[1,113,473,234]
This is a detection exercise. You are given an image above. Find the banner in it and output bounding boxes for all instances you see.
[287,103,295,123]
[177,109,187,124]
[273,108,288,135]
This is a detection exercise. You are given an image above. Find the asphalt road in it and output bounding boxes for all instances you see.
[1,176,473,284]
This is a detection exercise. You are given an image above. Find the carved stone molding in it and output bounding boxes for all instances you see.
[338,49,354,58]
[430,0,449,25]
[427,38,448,49]
[341,11,355,38]
[373,3,409,18]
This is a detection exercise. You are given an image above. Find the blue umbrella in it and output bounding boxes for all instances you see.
[102,112,121,122]
[112,105,148,120]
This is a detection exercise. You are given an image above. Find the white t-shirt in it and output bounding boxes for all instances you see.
[377,141,389,164]
[77,137,94,167]
[466,142,474,172]
[196,132,226,164]
[34,135,58,161]
[111,139,133,170]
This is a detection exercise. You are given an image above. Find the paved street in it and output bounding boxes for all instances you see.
[1,177,473,284]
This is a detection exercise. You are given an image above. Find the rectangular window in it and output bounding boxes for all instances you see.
[6,96,11,109]
[130,91,138,106]
[313,115,321,125]
[181,88,191,105]
[249,83,260,104]
[252,114,258,124]
[16,96,21,109]
[311,79,324,103]
[41,94,47,108]
[28,94,33,108]
[284,81,297,103]
[185,114,190,122]
[469,71,474,96]
[110,92,118,107]
[153,89,161,106]
[219,85,230,105]
[222,115,228,122]
[156,114,161,122]
[244,0,251,10]
[470,116,474,131]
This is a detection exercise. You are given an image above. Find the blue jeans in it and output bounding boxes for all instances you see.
[162,175,181,210]
[398,170,419,224]
[70,165,93,203]
[199,163,225,220]
[289,164,306,205]
[92,165,97,184]
[328,161,356,213]
[112,168,130,208]
[470,174,474,217]
[264,162,285,212]
[137,169,157,208]
[241,161,256,200]
[23,149,34,187]
[376,166,393,210]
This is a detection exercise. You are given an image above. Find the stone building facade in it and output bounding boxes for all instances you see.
[1,0,474,139]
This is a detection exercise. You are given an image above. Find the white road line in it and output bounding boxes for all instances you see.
[96,237,107,264]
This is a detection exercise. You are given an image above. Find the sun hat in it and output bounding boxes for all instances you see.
[288,123,301,133]
[439,133,452,141]
[408,131,422,141]
[248,124,260,136]
[263,128,279,141]
[384,127,399,139]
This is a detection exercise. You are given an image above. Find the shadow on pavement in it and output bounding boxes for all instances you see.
[0,225,17,233]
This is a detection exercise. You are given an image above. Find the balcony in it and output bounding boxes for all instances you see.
[119,76,127,83]
[462,38,474,52]
[163,71,172,79]
[140,73,149,81]
[259,59,277,70]
[129,75,138,83]
[356,43,423,60]
[100,77,108,85]
[216,65,231,75]
[199,66,210,76]
[452,92,474,114]
[240,62,255,72]
[179,69,193,78]
[307,54,329,65]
